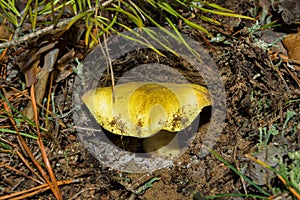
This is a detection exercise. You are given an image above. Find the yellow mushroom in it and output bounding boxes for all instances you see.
[82,82,211,138]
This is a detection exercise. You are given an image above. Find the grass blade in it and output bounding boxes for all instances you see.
[210,149,271,196]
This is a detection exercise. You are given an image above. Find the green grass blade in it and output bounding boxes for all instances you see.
[157,1,181,17]
[206,3,234,12]
[66,11,91,30]
[77,0,83,12]
[134,3,200,43]
[32,0,39,30]
[183,17,211,36]
[53,0,67,26]
[145,0,158,8]
[0,10,18,27]
[85,22,94,46]
[0,129,38,140]
[200,7,255,20]
[121,1,145,27]
[107,6,143,28]
[143,27,178,56]
[199,15,221,25]
[165,17,201,59]
[156,1,212,37]
[19,0,33,28]
[0,0,20,27]
[98,9,118,33]
[0,140,12,151]
[0,0,20,16]
[113,25,165,57]
[70,0,78,14]
[0,93,47,132]
[210,149,271,196]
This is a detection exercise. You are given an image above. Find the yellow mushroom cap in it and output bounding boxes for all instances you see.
[82,82,211,138]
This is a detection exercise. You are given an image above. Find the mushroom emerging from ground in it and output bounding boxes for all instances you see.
[82,82,211,156]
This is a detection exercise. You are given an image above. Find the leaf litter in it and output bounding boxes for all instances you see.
[0,0,299,199]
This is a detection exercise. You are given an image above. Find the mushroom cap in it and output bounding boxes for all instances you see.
[82,82,211,138]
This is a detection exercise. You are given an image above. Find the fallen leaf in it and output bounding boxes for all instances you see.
[56,48,75,82]
[283,32,300,62]
[24,60,39,87]
[0,24,11,41]
[22,49,59,120]
[36,42,58,55]
[261,29,287,55]
[57,48,75,71]
[82,82,211,138]
[16,48,40,87]
[275,0,300,24]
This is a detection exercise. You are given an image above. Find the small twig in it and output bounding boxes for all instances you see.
[277,175,300,200]
[0,162,42,184]
[3,101,57,197]
[104,33,115,101]
[0,28,13,62]
[0,18,71,49]
[279,53,300,67]
[9,86,66,129]
[97,17,115,100]
[46,71,54,129]
[0,0,115,49]
[265,56,290,91]
[30,85,62,200]
[0,179,80,200]
[283,63,300,88]
[11,178,25,192]
[2,104,44,183]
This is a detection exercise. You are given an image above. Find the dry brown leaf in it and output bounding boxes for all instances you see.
[36,42,58,55]
[283,32,300,62]
[22,49,59,120]
[57,48,75,71]
[0,24,11,41]
[24,60,39,87]
[16,48,40,87]
[56,49,75,82]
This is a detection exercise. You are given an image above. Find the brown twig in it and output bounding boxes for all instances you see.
[279,53,300,69]
[3,100,58,199]
[46,71,54,129]
[265,57,290,91]
[9,86,66,129]
[277,175,300,200]
[0,179,80,200]
[0,31,13,62]
[1,105,44,183]
[283,63,300,88]
[0,162,42,184]
[30,85,62,200]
